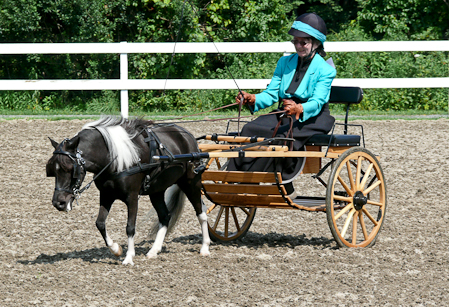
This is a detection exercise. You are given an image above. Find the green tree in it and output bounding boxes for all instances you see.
[357,0,449,40]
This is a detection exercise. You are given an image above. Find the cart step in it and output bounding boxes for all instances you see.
[292,196,346,212]
[291,196,326,211]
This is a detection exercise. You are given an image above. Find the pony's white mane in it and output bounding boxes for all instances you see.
[82,116,140,173]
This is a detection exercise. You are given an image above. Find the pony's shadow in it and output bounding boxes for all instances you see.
[18,232,335,265]
[17,246,133,265]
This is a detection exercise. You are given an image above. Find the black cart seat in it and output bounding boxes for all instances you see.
[306,134,360,147]
[305,86,363,148]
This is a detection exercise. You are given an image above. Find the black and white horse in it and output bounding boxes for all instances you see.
[46,116,210,265]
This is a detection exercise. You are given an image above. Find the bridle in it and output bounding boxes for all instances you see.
[50,138,120,205]
[52,138,86,198]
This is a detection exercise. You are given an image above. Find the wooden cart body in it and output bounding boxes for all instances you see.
[156,86,387,247]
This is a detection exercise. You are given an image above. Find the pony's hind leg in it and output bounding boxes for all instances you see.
[178,177,211,256]
[146,191,170,258]
[96,196,123,257]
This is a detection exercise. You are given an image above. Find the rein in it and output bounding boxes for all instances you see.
[158,101,240,121]
[161,109,287,125]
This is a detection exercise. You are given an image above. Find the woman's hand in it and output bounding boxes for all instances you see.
[236,91,256,105]
[282,99,303,120]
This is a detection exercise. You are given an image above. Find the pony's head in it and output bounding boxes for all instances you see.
[46,137,86,212]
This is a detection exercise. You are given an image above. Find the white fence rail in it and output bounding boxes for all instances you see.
[1,41,448,118]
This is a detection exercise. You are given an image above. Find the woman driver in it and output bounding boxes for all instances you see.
[228,13,337,197]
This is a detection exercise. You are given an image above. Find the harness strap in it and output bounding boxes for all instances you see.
[113,162,161,179]
[53,149,76,158]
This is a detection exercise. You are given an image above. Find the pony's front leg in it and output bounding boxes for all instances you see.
[122,194,139,265]
[96,200,123,257]
[146,191,170,259]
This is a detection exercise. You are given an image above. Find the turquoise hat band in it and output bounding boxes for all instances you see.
[291,21,326,43]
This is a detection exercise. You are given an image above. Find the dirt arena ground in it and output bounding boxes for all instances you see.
[1,118,449,306]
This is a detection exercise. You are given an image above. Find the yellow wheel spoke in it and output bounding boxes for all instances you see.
[352,211,359,245]
[341,209,356,238]
[360,163,374,190]
[334,203,353,220]
[240,207,250,216]
[338,175,353,196]
[231,207,241,232]
[363,180,381,196]
[346,160,355,192]
[206,203,216,214]
[362,207,379,226]
[367,200,384,207]
[359,212,368,240]
[206,158,214,168]
[355,156,363,190]
[225,207,229,237]
[213,206,224,231]
[333,195,353,203]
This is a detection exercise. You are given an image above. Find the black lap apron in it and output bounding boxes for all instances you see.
[227,103,335,182]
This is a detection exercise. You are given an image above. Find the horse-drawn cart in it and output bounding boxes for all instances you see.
[156,86,387,248]
[47,86,387,264]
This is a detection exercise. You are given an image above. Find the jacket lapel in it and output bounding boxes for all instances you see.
[280,54,299,94]
[295,55,320,98]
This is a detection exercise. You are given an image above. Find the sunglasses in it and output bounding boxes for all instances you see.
[291,40,310,47]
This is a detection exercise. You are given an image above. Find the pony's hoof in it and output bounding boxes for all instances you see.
[122,257,134,266]
[146,252,158,259]
[109,243,123,257]
[200,250,210,257]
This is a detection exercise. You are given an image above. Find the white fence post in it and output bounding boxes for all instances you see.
[120,41,129,119]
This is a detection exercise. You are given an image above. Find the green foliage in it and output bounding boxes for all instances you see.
[328,6,449,112]
[357,0,449,40]
[0,0,447,113]
[296,0,361,33]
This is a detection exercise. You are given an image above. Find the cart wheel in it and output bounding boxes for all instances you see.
[204,199,256,242]
[326,147,387,247]
[202,156,254,241]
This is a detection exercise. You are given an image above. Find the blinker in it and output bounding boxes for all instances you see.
[46,163,55,177]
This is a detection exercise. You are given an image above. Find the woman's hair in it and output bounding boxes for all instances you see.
[312,38,326,57]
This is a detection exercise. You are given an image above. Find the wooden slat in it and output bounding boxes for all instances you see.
[206,150,340,159]
[202,171,282,184]
[206,193,322,210]
[213,200,348,212]
[327,146,354,154]
[202,183,286,195]
[204,135,267,143]
[198,144,288,152]
[216,202,298,209]
[207,193,288,205]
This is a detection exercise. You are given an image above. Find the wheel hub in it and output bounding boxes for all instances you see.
[353,191,367,210]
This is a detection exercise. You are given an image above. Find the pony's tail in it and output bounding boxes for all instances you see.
[146,184,186,238]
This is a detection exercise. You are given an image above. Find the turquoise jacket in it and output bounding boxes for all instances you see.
[254,53,336,122]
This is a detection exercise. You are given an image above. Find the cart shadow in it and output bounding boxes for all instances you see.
[170,231,336,250]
